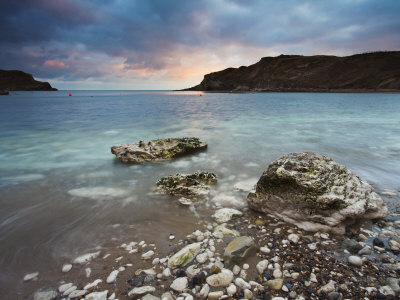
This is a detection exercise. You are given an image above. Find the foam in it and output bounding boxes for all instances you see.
[68,187,129,200]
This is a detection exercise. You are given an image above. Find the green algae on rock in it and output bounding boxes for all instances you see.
[156,172,217,197]
[247,152,388,234]
[167,243,201,269]
[111,137,207,163]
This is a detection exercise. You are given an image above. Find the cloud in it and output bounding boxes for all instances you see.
[0,0,399,89]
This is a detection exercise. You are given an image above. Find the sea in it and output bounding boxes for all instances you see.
[0,90,400,296]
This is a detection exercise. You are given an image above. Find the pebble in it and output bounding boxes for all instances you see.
[73,251,100,264]
[84,279,102,290]
[289,291,297,298]
[199,283,210,298]
[308,243,317,250]
[142,250,155,260]
[207,291,224,300]
[318,280,336,294]
[327,292,342,300]
[32,289,57,300]
[256,260,269,274]
[162,268,171,277]
[348,255,363,266]
[288,233,300,243]
[186,265,200,277]
[59,283,73,293]
[23,272,39,281]
[227,283,237,296]
[379,285,395,296]
[260,246,271,254]
[196,252,208,264]
[68,290,87,298]
[266,279,283,290]
[282,285,289,292]
[85,290,108,300]
[273,269,282,279]
[291,272,300,280]
[170,277,188,292]
[234,277,251,289]
[244,289,253,299]
[232,265,241,275]
[62,264,72,273]
[106,270,119,283]
[62,285,77,296]
[243,263,249,270]
[152,258,160,265]
[85,267,92,278]
[213,208,243,223]
[206,269,233,287]
[128,286,156,297]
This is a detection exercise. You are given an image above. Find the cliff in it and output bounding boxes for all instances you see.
[185,51,400,92]
[0,70,57,91]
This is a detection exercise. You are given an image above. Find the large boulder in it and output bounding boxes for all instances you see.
[156,172,217,197]
[111,137,207,163]
[247,152,388,234]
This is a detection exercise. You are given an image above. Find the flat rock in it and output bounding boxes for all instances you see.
[156,172,217,197]
[213,224,240,238]
[223,236,258,268]
[213,208,243,223]
[168,243,201,269]
[85,290,108,300]
[128,286,156,297]
[111,137,207,163]
[247,152,388,234]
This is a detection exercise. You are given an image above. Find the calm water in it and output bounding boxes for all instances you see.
[1,90,400,295]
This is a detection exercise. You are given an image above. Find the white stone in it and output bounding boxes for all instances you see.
[85,267,92,278]
[207,291,224,300]
[62,264,72,273]
[162,267,172,277]
[282,285,288,292]
[168,243,201,269]
[85,290,108,300]
[199,283,210,299]
[196,252,208,264]
[227,283,237,296]
[59,283,73,293]
[379,285,395,296]
[73,251,100,264]
[213,208,243,223]
[232,265,241,275]
[68,290,87,298]
[185,295,194,300]
[310,273,318,283]
[260,246,271,254]
[243,263,249,270]
[348,255,363,266]
[291,272,300,280]
[171,277,188,292]
[317,280,336,294]
[152,258,160,265]
[308,243,317,250]
[63,286,77,296]
[23,272,39,281]
[142,250,155,260]
[288,234,300,243]
[118,266,125,272]
[108,292,115,300]
[234,277,251,290]
[186,265,200,277]
[273,269,282,279]
[106,270,119,283]
[84,279,102,290]
[244,289,253,299]
[256,260,269,274]
[128,286,156,297]
[206,269,234,287]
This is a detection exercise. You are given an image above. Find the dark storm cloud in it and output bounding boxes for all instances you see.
[0,0,399,86]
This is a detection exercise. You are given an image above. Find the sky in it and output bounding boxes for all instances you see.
[0,0,399,90]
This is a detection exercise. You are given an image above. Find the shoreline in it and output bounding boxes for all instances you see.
[178,89,400,94]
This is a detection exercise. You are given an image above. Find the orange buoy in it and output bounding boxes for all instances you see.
[68,93,72,96]
[200,94,202,96]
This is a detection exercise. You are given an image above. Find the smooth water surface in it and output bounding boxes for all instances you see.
[1,90,400,295]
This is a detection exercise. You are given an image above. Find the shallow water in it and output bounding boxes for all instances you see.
[1,90,400,296]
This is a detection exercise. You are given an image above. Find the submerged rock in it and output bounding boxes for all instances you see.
[32,288,57,300]
[247,152,388,234]
[111,137,207,163]
[168,243,201,269]
[223,236,258,268]
[156,172,217,197]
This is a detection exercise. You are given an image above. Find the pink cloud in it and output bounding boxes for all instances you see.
[44,60,67,69]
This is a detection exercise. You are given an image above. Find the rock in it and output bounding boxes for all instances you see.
[373,237,385,248]
[234,277,251,289]
[142,295,161,300]
[342,239,363,254]
[379,285,395,296]
[85,267,92,277]
[68,290,87,298]
[318,280,336,294]
[327,292,342,300]
[389,239,400,251]
[260,246,271,254]
[266,279,284,290]
[213,208,243,223]
[213,224,240,238]
[178,197,193,206]
[32,288,57,300]
[206,269,233,287]
[62,285,77,296]
[111,137,207,163]
[161,292,175,300]
[84,279,102,290]
[196,252,208,264]
[234,179,257,192]
[358,246,372,256]
[224,236,258,267]
[156,172,217,197]
[142,250,155,260]
[227,283,237,296]
[199,283,210,298]
[289,291,297,298]
[168,243,201,269]
[106,270,119,283]
[0,70,57,91]
[128,286,156,297]
[288,234,300,244]
[291,272,300,280]
[256,260,269,274]
[207,291,224,300]
[244,289,253,299]
[348,255,363,266]
[59,283,73,293]
[273,268,282,279]
[62,264,72,273]
[210,265,221,274]
[23,272,39,281]
[247,152,388,233]
[386,277,400,294]
[85,290,108,300]
[170,277,188,292]
[73,251,100,264]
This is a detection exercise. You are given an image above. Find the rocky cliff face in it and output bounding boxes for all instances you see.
[186,51,400,92]
[0,70,57,91]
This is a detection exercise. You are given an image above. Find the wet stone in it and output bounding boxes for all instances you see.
[342,239,363,254]
[373,237,385,248]
[223,236,258,268]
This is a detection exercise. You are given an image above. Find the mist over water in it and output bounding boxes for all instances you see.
[0,90,400,295]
